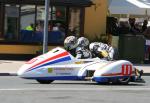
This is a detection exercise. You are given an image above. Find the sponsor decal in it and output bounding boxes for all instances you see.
[54,68,75,75]
[54,68,74,73]
[75,61,92,64]
[56,73,72,75]
[54,68,74,71]
[75,61,83,64]
[48,68,53,73]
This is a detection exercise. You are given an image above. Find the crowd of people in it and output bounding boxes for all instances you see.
[108,17,150,63]
[23,22,65,43]
[25,22,65,33]
[116,18,150,37]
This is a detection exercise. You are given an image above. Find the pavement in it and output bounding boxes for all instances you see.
[0,60,25,76]
[0,60,150,76]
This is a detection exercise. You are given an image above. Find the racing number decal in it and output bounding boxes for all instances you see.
[121,64,132,75]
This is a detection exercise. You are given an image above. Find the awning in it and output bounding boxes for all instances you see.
[109,0,150,16]
[50,0,93,7]
[0,0,93,7]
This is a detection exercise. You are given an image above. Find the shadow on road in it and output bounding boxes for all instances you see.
[26,81,146,86]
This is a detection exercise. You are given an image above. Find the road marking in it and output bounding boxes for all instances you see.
[0,87,150,91]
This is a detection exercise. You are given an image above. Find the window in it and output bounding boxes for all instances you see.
[4,4,19,41]
[0,3,4,38]
[20,5,67,44]
[68,7,82,36]
[0,3,85,44]
[20,5,36,31]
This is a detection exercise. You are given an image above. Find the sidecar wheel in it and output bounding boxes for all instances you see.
[117,77,130,85]
[36,80,54,84]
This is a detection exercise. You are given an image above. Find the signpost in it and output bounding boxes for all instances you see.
[43,0,50,53]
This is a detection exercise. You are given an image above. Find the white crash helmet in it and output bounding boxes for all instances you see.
[64,36,77,50]
[77,37,89,47]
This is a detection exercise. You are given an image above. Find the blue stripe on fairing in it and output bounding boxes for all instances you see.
[27,56,71,72]
[22,76,84,80]
[93,76,136,83]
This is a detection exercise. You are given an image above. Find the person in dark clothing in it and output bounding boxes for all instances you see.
[129,18,136,28]
[129,18,142,35]
[106,17,119,36]
[129,18,137,35]
[118,21,130,34]
[142,20,148,32]
[132,23,142,35]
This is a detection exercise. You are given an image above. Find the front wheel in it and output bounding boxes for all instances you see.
[36,80,54,84]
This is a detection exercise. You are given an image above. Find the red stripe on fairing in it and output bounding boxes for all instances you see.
[101,72,135,76]
[126,65,128,75]
[29,52,69,69]
[122,65,124,75]
[102,72,122,76]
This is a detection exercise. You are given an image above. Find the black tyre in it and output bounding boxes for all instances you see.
[36,80,54,84]
[117,77,130,85]
[97,82,110,85]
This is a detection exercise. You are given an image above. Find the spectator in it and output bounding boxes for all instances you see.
[129,18,136,28]
[142,20,148,32]
[48,24,52,31]
[128,18,137,35]
[25,23,34,31]
[106,17,119,36]
[132,23,142,35]
[118,21,130,34]
[36,24,43,32]
[128,18,142,35]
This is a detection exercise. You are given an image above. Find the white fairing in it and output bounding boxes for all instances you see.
[18,47,136,83]
[94,60,133,77]
[18,47,75,78]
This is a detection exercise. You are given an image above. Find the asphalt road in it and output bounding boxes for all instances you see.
[0,76,150,103]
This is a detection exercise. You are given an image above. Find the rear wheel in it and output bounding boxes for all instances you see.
[36,80,54,84]
[117,77,130,85]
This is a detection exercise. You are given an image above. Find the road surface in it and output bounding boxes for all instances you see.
[0,76,149,103]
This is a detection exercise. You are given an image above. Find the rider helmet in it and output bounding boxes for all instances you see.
[64,36,77,50]
[77,37,89,47]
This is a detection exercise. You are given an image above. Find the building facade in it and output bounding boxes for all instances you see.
[0,0,107,59]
